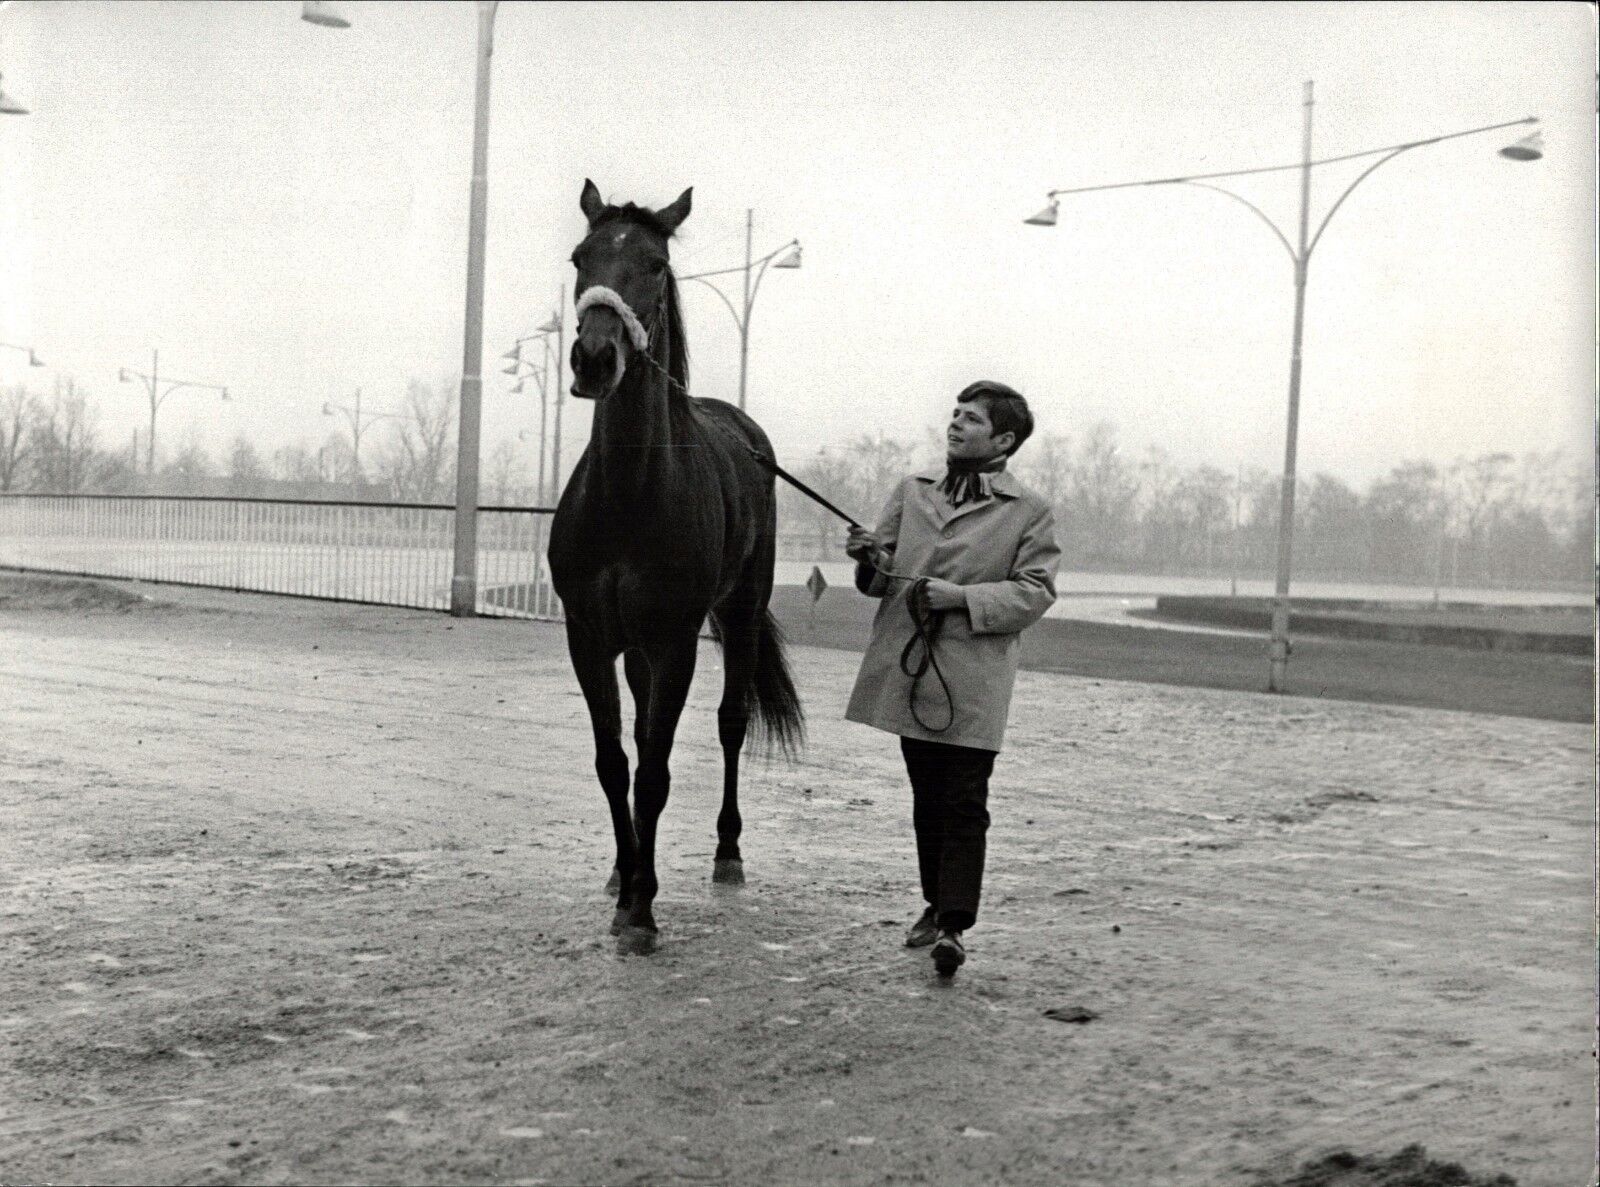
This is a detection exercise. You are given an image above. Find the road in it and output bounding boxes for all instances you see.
[2,578,1591,1186]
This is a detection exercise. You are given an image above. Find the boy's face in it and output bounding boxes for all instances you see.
[946,399,1015,461]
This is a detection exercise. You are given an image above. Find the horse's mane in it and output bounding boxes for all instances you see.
[592,203,680,241]
[660,267,689,400]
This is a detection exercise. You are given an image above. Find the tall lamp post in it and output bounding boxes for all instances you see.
[118,349,228,476]
[303,0,498,616]
[502,328,556,503]
[503,297,564,503]
[678,210,801,411]
[1025,83,1541,692]
[321,387,401,488]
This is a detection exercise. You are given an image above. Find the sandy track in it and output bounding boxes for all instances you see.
[1,583,1592,1186]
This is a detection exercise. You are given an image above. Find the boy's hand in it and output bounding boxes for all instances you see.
[845,527,882,565]
[917,578,966,614]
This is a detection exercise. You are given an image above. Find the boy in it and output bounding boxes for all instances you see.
[844,381,1060,977]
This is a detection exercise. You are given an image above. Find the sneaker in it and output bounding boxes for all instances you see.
[905,906,939,948]
[931,929,966,977]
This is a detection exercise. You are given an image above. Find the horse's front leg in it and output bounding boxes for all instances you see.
[606,648,654,896]
[564,624,635,933]
[618,634,699,955]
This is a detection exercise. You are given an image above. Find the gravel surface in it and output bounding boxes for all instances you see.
[2,578,1592,1186]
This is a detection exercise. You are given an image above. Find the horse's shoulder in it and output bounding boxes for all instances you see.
[687,397,773,458]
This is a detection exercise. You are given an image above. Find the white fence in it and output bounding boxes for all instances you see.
[0,494,563,620]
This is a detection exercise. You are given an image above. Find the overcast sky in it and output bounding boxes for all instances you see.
[0,1,1593,490]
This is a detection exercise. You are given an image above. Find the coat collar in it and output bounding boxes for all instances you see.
[913,463,1022,526]
[913,465,1023,499]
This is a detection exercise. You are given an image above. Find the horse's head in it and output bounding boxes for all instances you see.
[569,179,692,400]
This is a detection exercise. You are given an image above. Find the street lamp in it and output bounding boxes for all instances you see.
[300,1,351,29]
[304,0,495,616]
[0,342,44,367]
[0,73,27,116]
[1026,83,1540,692]
[322,387,401,488]
[504,297,566,504]
[118,349,228,476]
[678,209,801,411]
[503,330,556,504]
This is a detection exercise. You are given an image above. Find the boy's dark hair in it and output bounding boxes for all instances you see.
[957,381,1034,456]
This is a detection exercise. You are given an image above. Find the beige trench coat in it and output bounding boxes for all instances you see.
[844,467,1061,751]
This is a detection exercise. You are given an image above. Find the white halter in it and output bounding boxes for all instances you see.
[574,285,651,353]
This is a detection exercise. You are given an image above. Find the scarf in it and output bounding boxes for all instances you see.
[937,454,1007,508]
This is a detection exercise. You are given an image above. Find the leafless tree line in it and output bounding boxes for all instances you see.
[778,422,1594,589]
[2,381,1590,587]
[0,379,497,505]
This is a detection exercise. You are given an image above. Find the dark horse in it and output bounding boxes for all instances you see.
[549,180,804,955]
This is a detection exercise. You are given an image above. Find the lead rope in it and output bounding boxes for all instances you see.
[612,279,957,734]
[894,576,955,734]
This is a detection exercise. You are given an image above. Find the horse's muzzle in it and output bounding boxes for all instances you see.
[571,332,627,401]
[572,305,633,400]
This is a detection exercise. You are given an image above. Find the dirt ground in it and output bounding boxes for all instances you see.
[2,578,1594,1187]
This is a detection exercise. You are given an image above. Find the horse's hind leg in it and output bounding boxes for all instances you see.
[564,625,635,932]
[711,606,759,886]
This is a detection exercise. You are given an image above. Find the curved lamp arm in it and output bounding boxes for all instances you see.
[678,240,796,284]
[680,273,746,332]
[1305,145,1415,260]
[747,240,800,310]
[1171,181,1298,264]
[323,402,359,435]
[326,403,402,426]
[154,380,227,413]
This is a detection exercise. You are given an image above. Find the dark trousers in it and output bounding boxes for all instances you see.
[900,736,996,932]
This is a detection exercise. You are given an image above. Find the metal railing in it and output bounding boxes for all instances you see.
[0,493,563,620]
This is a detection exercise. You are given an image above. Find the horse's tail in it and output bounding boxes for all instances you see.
[747,610,805,760]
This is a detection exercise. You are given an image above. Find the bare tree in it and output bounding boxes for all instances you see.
[486,436,531,504]
[0,385,36,492]
[842,433,920,528]
[318,433,355,490]
[376,380,457,503]
[29,381,99,493]
[272,441,326,493]
[91,443,140,494]
[1135,446,1181,569]
[1366,460,1441,583]
[1298,472,1364,576]
[227,436,269,495]
[1175,464,1235,572]
[159,433,215,495]
[781,447,860,557]
[1443,452,1514,583]
[1067,421,1140,566]
[1016,431,1071,519]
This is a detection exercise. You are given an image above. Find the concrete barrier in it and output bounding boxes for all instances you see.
[1150,595,1593,656]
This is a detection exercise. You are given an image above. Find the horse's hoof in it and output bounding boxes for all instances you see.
[711,858,745,886]
[609,907,629,936]
[616,925,659,956]
[604,868,622,894]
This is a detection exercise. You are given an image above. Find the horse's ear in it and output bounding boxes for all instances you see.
[580,179,605,226]
[656,187,693,235]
